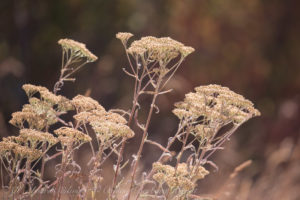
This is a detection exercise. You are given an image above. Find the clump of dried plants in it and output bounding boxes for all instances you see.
[0,33,260,200]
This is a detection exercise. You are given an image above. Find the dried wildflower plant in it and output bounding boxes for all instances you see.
[0,33,260,200]
[54,39,98,94]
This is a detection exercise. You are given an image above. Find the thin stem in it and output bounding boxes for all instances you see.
[83,123,95,157]
[127,75,163,200]
[110,138,126,198]
[40,126,49,181]
[161,59,183,90]
[145,140,171,153]
[175,127,190,171]
[1,159,4,194]
[55,144,71,200]
[134,120,186,199]
[45,152,63,162]
[98,140,122,166]
[63,61,88,80]
[111,55,146,198]
[90,144,104,200]
[203,124,241,161]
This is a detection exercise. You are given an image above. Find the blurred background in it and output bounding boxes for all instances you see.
[0,0,299,199]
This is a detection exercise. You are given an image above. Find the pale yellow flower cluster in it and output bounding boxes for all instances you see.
[91,120,134,143]
[2,136,24,144]
[152,162,209,192]
[71,95,105,112]
[193,124,214,142]
[54,127,91,146]
[22,84,73,110]
[72,95,134,144]
[9,104,51,130]
[29,97,57,122]
[126,35,194,65]
[14,145,42,161]
[0,140,20,155]
[58,39,98,62]
[22,84,48,97]
[0,140,42,161]
[116,32,134,45]
[173,84,260,125]
[1,129,58,156]
[20,129,59,146]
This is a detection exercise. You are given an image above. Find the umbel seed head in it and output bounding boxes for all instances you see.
[58,39,98,62]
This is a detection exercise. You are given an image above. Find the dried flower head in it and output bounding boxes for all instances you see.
[29,98,58,125]
[104,111,127,124]
[126,35,195,70]
[54,127,91,145]
[176,163,189,176]
[91,120,134,143]
[14,145,42,161]
[39,90,62,105]
[22,84,48,97]
[180,46,195,57]
[0,141,20,155]
[116,32,134,45]
[2,136,24,144]
[22,84,73,112]
[173,84,260,125]
[20,129,58,146]
[57,96,74,112]
[72,95,105,112]
[128,36,186,65]
[73,102,133,144]
[0,141,42,161]
[152,162,204,192]
[9,105,49,130]
[192,165,210,181]
[58,39,98,62]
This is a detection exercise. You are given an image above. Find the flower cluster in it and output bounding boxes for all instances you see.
[20,128,59,147]
[58,39,98,62]
[73,96,134,145]
[1,129,57,160]
[71,95,105,112]
[1,34,262,200]
[172,84,260,146]
[152,162,209,192]
[23,84,74,109]
[22,84,48,97]
[126,35,194,66]
[173,84,260,125]
[54,127,91,146]
[0,140,42,161]
[116,32,134,46]
[10,84,73,130]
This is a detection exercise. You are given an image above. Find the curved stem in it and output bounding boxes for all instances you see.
[127,76,163,200]
[110,138,126,198]
[134,120,186,199]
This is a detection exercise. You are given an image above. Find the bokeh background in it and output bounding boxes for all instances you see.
[0,0,300,199]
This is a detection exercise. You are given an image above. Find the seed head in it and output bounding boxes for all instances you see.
[173,84,260,125]
[22,84,48,97]
[58,39,98,62]
[20,129,59,146]
[54,127,91,144]
[0,141,42,161]
[116,32,134,45]
[72,95,105,112]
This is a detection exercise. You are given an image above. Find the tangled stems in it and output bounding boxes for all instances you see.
[1,34,261,200]
[127,74,164,200]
